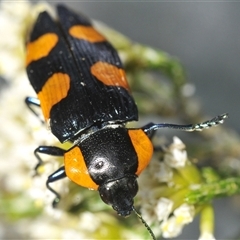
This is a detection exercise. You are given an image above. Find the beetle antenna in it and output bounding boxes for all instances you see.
[143,113,228,136]
[132,206,156,240]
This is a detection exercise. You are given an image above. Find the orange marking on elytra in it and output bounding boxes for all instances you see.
[69,25,106,43]
[38,73,70,120]
[91,62,130,91]
[128,129,153,176]
[26,33,58,66]
[64,146,99,190]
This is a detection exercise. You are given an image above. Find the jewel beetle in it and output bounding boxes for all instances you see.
[25,4,228,239]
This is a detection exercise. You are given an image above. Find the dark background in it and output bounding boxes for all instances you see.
[47,1,240,239]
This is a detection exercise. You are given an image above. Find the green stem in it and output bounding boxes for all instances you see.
[199,204,214,237]
[185,177,240,205]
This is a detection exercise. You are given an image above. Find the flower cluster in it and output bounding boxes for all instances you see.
[138,136,215,239]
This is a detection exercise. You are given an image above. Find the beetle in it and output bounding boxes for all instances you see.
[25,4,227,239]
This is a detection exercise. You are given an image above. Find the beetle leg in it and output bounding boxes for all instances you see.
[34,146,65,173]
[25,96,44,123]
[46,166,66,207]
[34,146,67,207]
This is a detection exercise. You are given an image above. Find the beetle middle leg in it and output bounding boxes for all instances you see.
[47,165,67,207]
[34,146,67,207]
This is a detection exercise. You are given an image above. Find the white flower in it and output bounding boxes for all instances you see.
[138,137,195,238]
[160,203,195,238]
[164,136,188,168]
[152,161,173,182]
[174,203,195,224]
[161,216,184,238]
[155,198,173,222]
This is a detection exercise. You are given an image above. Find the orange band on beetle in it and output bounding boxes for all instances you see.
[91,61,130,91]
[128,129,153,176]
[69,25,106,43]
[64,146,99,190]
[26,33,58,66]
[38,73,70,120]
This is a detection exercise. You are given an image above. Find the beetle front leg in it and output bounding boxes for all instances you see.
[34,146,65,174]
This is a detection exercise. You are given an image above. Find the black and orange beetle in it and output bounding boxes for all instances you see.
[25,4,227,239]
